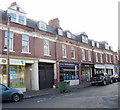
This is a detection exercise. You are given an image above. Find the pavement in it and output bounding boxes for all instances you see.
[23,81,91,99]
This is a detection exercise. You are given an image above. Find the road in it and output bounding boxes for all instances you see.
[2,82,119,108]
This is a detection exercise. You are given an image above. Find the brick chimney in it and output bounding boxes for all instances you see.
[10,2,17,6]
[48,18,60,28]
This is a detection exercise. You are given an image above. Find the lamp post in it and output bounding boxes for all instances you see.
[7,15,11,87]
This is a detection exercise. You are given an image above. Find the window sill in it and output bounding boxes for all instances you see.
[4,49,15,52]
[21,52,31,54]
[44,54,51,57]
[71,58,75,59]
[62,56,67,58]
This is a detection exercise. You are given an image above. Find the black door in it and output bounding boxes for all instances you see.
[38,63,54,90]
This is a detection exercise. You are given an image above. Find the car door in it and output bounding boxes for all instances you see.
[1,85,11,100]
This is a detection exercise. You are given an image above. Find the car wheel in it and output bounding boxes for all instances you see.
[12,94,20,102]
[110,79,113,84]
[103,80,107,85]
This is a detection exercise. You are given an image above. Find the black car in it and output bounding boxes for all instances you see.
[91,73,113,86]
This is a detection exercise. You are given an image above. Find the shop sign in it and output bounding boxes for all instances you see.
[10,59,25,65]
[105,65,114,69]
[94,65,105,69]
[60,63,79,68]
[0,58,7,64]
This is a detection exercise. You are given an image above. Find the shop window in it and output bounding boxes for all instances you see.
[4,31,14,51]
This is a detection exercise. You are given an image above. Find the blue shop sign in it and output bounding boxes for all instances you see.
[60,63,79,68]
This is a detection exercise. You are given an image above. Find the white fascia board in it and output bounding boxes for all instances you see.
[39,59,56,63]
[93,49,104,54]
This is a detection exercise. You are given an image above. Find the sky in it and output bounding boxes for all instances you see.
[0,0,119,51]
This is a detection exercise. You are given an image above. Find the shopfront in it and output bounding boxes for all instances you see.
[81,64,94,81]
[94,64,105,74]
[59,62,80,86]
[0,58,26,90]
[105,64,114,75]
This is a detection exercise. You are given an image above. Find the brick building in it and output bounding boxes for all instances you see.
[0,2,119,91]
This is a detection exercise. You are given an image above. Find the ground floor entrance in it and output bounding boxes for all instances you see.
[38,62,54,90]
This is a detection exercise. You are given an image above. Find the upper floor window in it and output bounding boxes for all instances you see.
[38,22,47,31]
[95,53,98,62]
[71,47,75,59]
[4,31,14,51]
[92,41,95,46]
[67,32,71,38]
[22,35,29,52]
[105,44,109,50]
[82,35,88,43]
[100,53,103,63]
[62,44,67,58]
[58,29,63,36]
[109,55,111,63]
[44,40,50,56]
[82,49,85,60]
[10,13,16,22]
[88,51,91,61]
[113,56,116,64]
[106,54,108,62]
[18,15,25,25]
[96,42,99,48]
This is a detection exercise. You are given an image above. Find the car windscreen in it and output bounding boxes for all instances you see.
[94,74,104,77]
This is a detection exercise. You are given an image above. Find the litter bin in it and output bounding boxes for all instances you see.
[58,81,71,93]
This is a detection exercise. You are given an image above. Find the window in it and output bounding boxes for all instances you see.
[96,53,98,62]
[4,31,14,51]
[100,54,103,63]
[22,35,29,52]
[44,40,49,56]
[109,55,111,63]
[62,44,67,58]
[82,35,85,43]
[105,44,109,50]
[106,54,108,62]
[58,29,63,36]
[18,15,24,25]
[10,13,16,22]
[96,42,99,48]
[71,47,75,59]
[82,35,88,43]
[38,22,47,31]
[92,41,95,46]
[67,32,71,38]
[85,37,88,43]
[82,49,85,60]
[88,51,91,61]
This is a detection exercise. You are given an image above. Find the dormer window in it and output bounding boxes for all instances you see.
[92,41,95,46]
[96,42,99,48]
[105,44,109,50]
[10,13,16,22]
[18,15,25,24]
[17,7,20,11]
[67,32,71,38]
[82,35,88,43]
[38,22,47,31]
[58,28,63,36]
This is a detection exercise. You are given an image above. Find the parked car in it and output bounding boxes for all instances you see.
[110,74,120,82]
[0,84,24,102]
[91,73,113,86]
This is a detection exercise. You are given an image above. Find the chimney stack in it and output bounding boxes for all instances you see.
[48,18,60,28]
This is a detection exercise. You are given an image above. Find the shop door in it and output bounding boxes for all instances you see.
[38,63,54,90]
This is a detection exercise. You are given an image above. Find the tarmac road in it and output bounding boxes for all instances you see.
[2,82,119,108]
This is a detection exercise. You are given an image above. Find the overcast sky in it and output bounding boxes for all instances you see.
[0,0,119,51]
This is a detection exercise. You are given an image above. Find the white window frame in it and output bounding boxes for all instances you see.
[106,54,108,62]
[22,35,29,53]
[88,51,91,61]
[82,49,85,60]
[58,29,63,36]
[4,31,14,51]
[44,40,50,56]
[82,35,85,43]
[109,55,112,63]
[10,13,16,22]
[62,44,67,58]
[18,15,25,25]
[96,53,99,62]
[92,41,95,46]
[67,32,71,38]
[100,53,103,63]
[71,46,75,59]
[38,22,47,31]
[96,42,99,48]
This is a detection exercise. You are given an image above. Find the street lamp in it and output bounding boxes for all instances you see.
[6,14,11,87]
